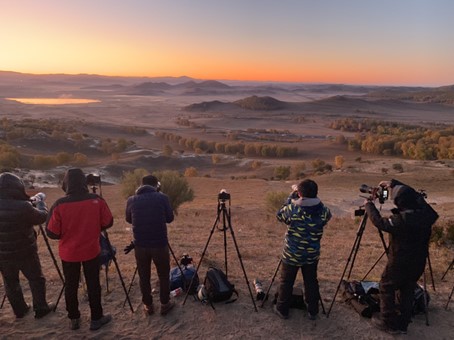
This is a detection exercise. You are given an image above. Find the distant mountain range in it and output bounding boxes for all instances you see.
[1,70,453,104]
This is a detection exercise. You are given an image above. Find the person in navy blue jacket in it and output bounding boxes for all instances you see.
[125,175,175,316]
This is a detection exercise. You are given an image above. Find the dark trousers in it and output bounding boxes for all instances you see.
[62,256,103,321]
[0,252,48,317]
[134,245,170,306]
[276,261,320,317]
[380,260,425,329]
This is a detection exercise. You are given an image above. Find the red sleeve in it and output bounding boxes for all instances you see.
[47,206,62,236]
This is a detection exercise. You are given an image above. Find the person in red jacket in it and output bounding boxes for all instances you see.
[46,168,113,331]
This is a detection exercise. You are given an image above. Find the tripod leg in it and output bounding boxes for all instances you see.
[102,231,134,313]
[123,266,138,308]
[319,294,326,315]
[327,213,368,317]
[225,207,258,312]
[54,284,65,311]
[441,259,454,281]
[182,207,222,306]
[361,251,386,281]
[168,243,187,290]
[445,284,454,310]
[426,253,436,291]
[1,293,6,309]
[422,270,429,326]
[261,259,282,308]
[38,224,65,284]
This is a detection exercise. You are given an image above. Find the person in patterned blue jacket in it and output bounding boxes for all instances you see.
[274,179,331,320]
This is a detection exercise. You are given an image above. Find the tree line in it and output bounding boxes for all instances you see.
[155,131,298,158]
[330,118,454,160]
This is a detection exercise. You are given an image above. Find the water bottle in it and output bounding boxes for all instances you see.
[170,287,183,297]
[253,279,265,301]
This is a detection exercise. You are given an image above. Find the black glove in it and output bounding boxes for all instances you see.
[124,242,135,255]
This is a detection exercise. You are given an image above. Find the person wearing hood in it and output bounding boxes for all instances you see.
[365,179,439,335]
[46,168,113,331]
[125,175,175,316]
[274,179,332,320]
[0,172,54,319]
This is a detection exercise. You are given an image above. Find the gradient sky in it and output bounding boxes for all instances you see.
[1,0,453,86]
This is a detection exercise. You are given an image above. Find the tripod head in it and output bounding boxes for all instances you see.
[218,189,230,203]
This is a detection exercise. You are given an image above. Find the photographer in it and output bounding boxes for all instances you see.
[364,179,438,335]
[274,179,331,320]
[125,175,175,316]
[46,168,113,331]
[0,172,53,319]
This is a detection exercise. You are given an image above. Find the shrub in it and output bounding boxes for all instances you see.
[184,167,198,177]
[392,163,404,173]
[446,220,454,243]
[73,153,88,166]
[274,166,290,180]
[121,168,150,198]
[153,170,194,214]
[334,155,345,169]
[265,191,288,215]
[430,225,444,245]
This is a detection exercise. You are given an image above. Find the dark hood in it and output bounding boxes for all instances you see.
[392,185,419,210]
[0,172,29,200]
[62,168,89,195]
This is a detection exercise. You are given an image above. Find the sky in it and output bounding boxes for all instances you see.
[1,0,453,86]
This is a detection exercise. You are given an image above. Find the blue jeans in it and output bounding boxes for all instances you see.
[276,261,320,317]
[134,245,170,305]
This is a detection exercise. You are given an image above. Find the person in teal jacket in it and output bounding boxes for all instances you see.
[274,179,331,320]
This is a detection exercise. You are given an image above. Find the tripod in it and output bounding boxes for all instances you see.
[182,193,258,311]
[123,242,187,308]
[441,259,454,310]
[326,209,434,325]
[260,258,326,314]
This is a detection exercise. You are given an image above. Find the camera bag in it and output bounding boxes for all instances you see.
[169,265,200,295]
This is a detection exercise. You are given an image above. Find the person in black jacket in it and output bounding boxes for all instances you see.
[125,175,175,316]
[0,172,53,319]
[365,179,438,335]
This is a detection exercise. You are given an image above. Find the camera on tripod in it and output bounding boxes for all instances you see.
[86,173,101,186]
[218,189,230,202]
[360,184,389,204]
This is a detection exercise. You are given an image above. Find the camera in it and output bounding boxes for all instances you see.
[218,189,230,201]
[86,174,101,186]
[179,254,193,266]
[360,184,389,204]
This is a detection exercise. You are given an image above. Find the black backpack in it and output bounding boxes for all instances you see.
[204,267,238,303]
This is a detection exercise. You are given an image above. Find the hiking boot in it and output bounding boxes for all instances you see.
[89,314,112,331]
[143,303,154,315]
[160,301,175,316]
[273,305,289,320]
[35,303,55,319]
[371,315,401,335]
[70,318,80,330]
[16,304,31,319]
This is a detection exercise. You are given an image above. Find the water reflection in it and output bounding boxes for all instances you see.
[6,98,100,105]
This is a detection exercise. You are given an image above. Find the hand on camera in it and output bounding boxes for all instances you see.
[378,180,391,188]
[123,242,135,254]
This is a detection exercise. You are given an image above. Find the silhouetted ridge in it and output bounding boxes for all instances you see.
[184,100,231,111]
[233,95,285,110]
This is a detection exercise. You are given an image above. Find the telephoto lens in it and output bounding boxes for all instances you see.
[253,279,265,301]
